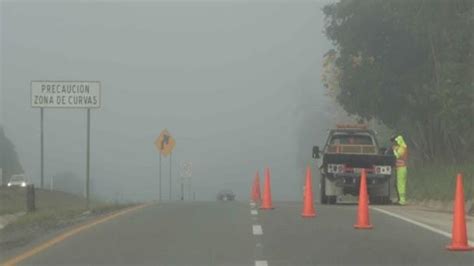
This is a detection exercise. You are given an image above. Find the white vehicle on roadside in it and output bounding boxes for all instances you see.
[7,174,29,188]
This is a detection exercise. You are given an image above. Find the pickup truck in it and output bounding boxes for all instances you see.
[312,125,396,204]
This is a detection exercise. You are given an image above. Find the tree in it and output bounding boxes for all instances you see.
[323,0,474,163]
[0,126,24,185]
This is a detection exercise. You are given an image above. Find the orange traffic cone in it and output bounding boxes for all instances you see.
[251,171,261,203]
[302,166,316,217]
[260,167,274,210]
[446,173,474,251]
[354,169,372,229]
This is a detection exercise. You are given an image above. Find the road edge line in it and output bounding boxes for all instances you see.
[371,206,474,246]
[1,203,150,266]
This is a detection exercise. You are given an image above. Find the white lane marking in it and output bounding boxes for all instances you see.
[252,225,263,235]
[251,207,266,266]
[371,207,474,246]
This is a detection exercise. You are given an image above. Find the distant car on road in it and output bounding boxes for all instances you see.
[217,189,235,201]
[7,174,29,188]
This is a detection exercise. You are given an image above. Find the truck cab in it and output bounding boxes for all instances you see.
[313,124,395,204]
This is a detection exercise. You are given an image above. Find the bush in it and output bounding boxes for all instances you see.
[407,163,474,201]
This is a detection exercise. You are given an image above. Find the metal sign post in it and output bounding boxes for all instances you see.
[40,108,44,188]
[86,108,91,208]
[169,152,172,200]
[159,153,162,201]
[180,177,184,201]
[188,176,192,200]
[154,129,176,201]
[179,161,192,201]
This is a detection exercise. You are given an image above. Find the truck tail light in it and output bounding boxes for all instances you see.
[328,164,345,173]
[374,166,391,175]
[375,166,381,174]
[338,164,345,173]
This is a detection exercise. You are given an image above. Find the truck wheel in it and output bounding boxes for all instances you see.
[380,196,391,205]
[328,195,337,204]
[369,196,379,204]
[320,175,328,204]
[369,196,391,205]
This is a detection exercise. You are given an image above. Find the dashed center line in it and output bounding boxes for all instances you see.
[250,202,266,265]
[252,224,263,235]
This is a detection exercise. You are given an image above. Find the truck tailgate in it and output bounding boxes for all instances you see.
[323,153,395,168]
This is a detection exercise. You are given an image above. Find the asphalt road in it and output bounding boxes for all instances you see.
[7,201,474,266]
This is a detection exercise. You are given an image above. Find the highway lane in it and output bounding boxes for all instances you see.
[258,202,473,266]
[7,201,474,266]
[16,202,255,266]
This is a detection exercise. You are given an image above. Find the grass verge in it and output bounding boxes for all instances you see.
[0,188,139,253]
[407,163,474,201]
[4,203,134,232]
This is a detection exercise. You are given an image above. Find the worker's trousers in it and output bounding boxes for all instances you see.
[396,166,407,205]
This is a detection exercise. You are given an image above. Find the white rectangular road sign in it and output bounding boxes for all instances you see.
[31,81,101,108]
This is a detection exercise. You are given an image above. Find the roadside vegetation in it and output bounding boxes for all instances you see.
[321,0,473,164]
[0,127,23,186]
[408,163,474,202]
[319,0,473,203]
[0,187,135,231]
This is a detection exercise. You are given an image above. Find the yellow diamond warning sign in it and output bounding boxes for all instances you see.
[155,129,176,157]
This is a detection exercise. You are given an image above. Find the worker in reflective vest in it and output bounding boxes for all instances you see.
[391,135,408,205]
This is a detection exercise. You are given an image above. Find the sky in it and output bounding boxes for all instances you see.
[1,0,340,202]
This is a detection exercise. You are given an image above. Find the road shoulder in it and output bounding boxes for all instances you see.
[0,203,143,264]
[371,204,474,243]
